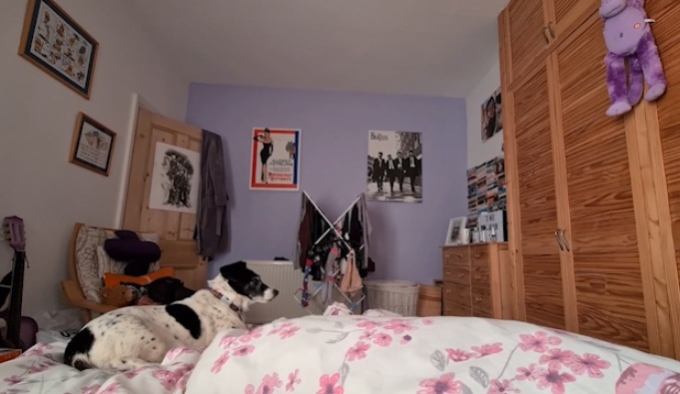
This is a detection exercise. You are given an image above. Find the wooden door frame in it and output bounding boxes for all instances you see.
[114,93,159,228]
[499,9,525,321]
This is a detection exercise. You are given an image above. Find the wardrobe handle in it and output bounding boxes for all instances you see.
[548,22,556,39]
[542,27,550,44]
[559,230,571,252]
[555,230,564,251]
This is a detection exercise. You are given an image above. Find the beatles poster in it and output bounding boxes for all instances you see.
[148,142,201,214]
[367,130,422,203]
[250,128,301,191]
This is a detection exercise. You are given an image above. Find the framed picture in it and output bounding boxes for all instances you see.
[18,0,99,99]
[481,87,502,142]
[367,130,422,203]
[250,127,301,191]
[445,217,468,246]
[69,112,116,176]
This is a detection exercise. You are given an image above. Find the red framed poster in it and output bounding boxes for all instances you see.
[250,127,301,191]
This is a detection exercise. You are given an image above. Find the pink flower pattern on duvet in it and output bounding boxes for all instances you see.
[0,341,201,393]
[317,373,344,394]
[417,373,462,394]
[4,305,680,393]
[245,373,282,394]
[183,306,680,393]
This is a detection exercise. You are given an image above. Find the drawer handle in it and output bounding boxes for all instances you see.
[444,254,450,259]
[474,296,482,302]
[474,274,482,280]
[457,272,465,277]
[445,289,452,294]
[473,253,482,259]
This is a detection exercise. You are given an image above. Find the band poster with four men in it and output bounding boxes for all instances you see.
[367,130,422,203]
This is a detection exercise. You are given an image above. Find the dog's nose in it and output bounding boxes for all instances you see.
[273,289,279,297]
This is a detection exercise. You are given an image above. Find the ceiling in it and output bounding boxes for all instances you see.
[126,0,508,98]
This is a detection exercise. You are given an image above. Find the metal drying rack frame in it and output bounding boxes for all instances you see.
[293,191,366,315]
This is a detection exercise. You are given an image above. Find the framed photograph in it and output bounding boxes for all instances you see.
[367,130,422,203]
[68,112,116,176]
[445,217,468,246]
[250,127,301,191]
[18,0,99,99]
[481,87,502,142]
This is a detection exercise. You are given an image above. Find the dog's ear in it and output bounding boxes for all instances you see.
[219,261,247,280]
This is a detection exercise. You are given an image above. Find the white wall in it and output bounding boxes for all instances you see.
[0,0,189,318]
[466,61,502,168]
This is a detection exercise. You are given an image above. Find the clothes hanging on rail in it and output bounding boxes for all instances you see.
[294,192,372,309]
[295,194,330,271]
[337,194,372,276]
[340,251,362,296]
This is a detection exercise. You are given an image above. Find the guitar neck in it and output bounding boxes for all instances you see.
[5,251,25,348]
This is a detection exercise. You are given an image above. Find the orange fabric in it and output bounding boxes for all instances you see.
[103,267,175,288]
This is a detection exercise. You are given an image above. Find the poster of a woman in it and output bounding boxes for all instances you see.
[250,127,301,191]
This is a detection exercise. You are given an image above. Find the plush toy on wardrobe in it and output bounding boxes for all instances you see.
[601,0,666,117]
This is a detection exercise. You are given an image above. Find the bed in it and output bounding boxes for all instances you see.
[1,304,679,393]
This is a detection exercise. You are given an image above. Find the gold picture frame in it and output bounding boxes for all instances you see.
[69,113,116,176]
[18,0,99,99]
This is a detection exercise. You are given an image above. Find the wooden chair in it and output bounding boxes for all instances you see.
[61,223,207,323]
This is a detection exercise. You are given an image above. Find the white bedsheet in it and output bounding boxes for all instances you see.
[1,305,680,393]
[0,342,200,393]
[186,313,680,394]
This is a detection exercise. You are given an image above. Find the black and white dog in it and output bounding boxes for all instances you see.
[64,261,278,371]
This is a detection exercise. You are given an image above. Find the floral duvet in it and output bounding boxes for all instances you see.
[2,305,680,394]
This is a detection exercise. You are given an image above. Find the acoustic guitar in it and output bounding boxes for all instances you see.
[1,216,27,350]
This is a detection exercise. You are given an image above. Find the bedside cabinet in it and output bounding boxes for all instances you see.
[441,243,513,319]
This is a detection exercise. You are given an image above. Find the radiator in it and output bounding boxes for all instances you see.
[244,260,308,324]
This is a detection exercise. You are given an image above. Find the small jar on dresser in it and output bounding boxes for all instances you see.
[441,243,514,319]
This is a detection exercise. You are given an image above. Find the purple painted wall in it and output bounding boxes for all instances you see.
[186,84,467,284]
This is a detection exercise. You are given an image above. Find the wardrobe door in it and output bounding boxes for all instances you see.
[502,0,550,85]
[652,1,680,294]
[547,0,598,38]
[511,64,566,330]
[650,0,680,358]
[553,16,649,352]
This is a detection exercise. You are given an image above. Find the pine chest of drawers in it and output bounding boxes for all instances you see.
[441,243,513,319]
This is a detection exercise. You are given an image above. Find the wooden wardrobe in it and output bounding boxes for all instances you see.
[499,0,680,359]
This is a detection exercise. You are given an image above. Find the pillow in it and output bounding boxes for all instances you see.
[96,232,160,278]
[74,226,110,304]
[103,267,175,288]
[96,246,160,280]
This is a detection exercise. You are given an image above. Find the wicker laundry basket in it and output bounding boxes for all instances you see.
[365,280,420,316]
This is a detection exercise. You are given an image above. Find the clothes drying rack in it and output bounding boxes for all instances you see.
[293,191,367,315]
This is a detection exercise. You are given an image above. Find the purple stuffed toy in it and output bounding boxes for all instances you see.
[601,0,666,117]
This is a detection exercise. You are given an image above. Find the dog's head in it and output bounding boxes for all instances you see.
[209,261,279,311]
